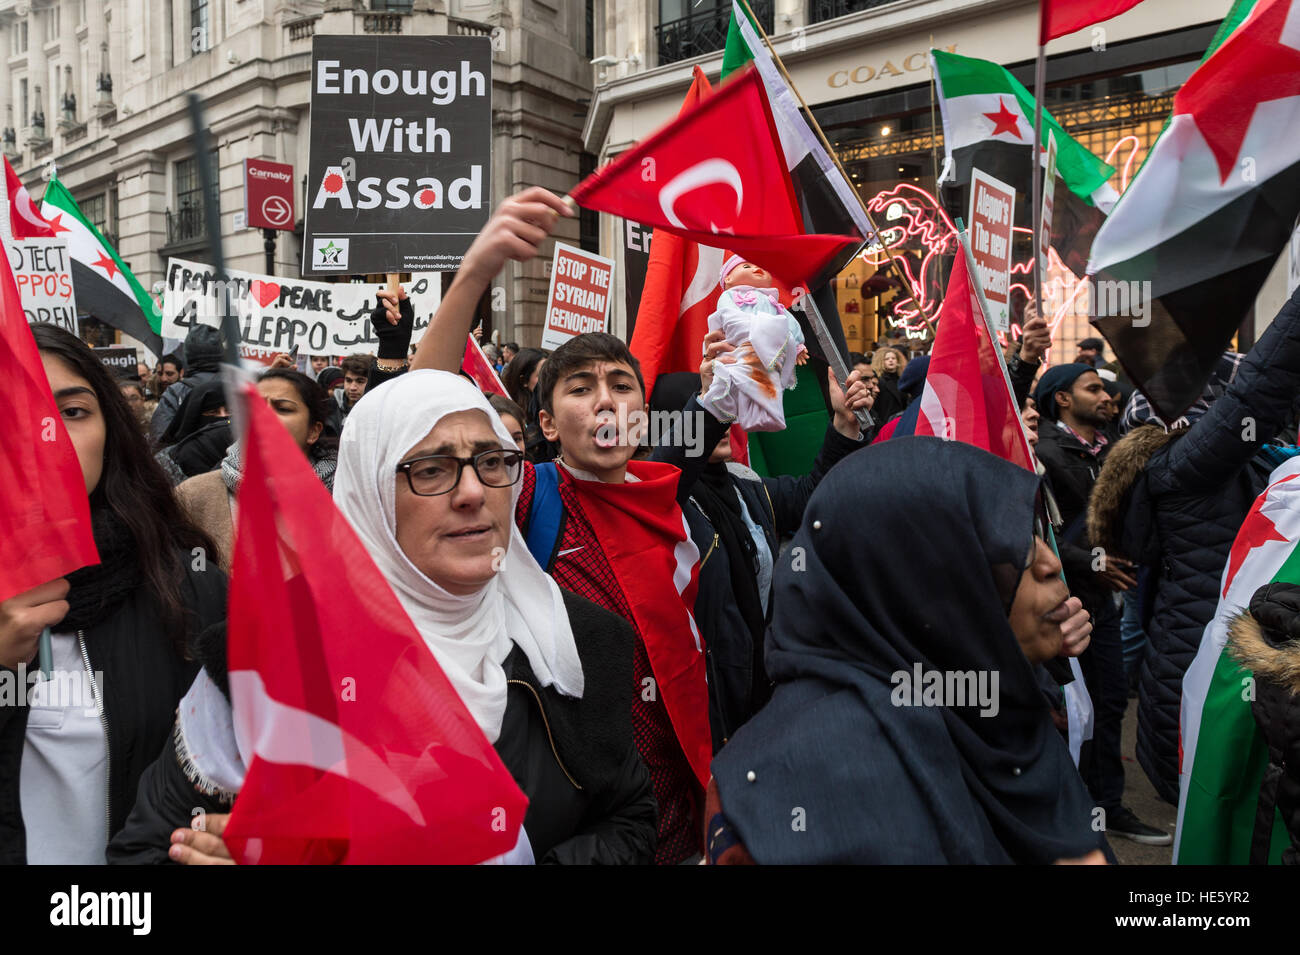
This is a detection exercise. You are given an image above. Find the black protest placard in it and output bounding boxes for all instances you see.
[94,346,139,377]
[303,35,492,277]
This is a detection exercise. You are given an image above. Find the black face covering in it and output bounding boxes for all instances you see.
[713,436,1101,864]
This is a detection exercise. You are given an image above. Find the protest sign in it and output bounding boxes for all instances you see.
[541,243,615,351]
[622,219,653,341]
[94,346,139,377]
[967,168,1016,333]
[161,258,441,357]
[245,159,295,231]
[0,197,78,334]
[302,35,492,276]
[1038,130,1058,292]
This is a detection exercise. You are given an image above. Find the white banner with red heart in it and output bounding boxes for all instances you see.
[160,256,441,358]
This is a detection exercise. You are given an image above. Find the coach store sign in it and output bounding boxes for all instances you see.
[826,44,957,90]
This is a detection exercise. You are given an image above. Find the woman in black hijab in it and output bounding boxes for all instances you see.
[154,377,234,485]
[649,370,870,752]
[706,437,1106,864]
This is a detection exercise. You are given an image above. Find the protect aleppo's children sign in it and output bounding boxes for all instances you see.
[541,243,615,351]
[303,35,492,276]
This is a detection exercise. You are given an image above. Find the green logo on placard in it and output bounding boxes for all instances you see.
[317,240,344,264]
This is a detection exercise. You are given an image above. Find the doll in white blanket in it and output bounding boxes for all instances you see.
[701,255,807,431]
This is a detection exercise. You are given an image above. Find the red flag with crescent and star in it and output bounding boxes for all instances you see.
[569,67,858,287]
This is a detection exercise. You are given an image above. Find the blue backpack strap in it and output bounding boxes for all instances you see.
[524,462,564,572]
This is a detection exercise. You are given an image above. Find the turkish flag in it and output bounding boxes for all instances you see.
[910,248,1034,472]
[1040,0,1146,43]
[462,335,506,396]
[570,67,857,287]
[223,383,527,864]
[3,156,55,239]
[566,460,712,786]
[630,68,747,465]
[0,248,98,604]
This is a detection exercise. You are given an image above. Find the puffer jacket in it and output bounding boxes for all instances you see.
[1226,586,1300,865]
[1087,284,1300,804]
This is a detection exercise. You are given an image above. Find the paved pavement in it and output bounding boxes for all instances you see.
[1108,696,1176,865]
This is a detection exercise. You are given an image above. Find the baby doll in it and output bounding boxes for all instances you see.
[700,254,808,432]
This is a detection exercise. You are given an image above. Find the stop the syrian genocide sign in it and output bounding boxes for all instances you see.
[303,35,492,276]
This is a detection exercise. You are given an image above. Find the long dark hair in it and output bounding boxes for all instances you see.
[31,324,219,654]
[502,347,546,411]
[258,367,339,457]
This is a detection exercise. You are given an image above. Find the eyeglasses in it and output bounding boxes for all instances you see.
[396,448,524,497]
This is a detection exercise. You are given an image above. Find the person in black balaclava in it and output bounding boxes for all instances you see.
[706,438,1108,864]
[650,370,871,753]
[154,377,233,486]
[150,324,223,443]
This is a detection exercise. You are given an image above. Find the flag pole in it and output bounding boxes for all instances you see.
[954,218,1036,461]
[1030,13,1047,326]
[735,0,937,328]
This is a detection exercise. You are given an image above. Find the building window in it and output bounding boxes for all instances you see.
[808,0,898,24]
[585,0,594,61]
[656,0,772,66]
[81,191,117,245]
[370,0,413,11]
[191,0,210,53]
[19,79,28,126]
[12,21,28,55]
[170,151,220,245]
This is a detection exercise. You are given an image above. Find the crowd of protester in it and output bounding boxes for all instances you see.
[5,185,1300,866]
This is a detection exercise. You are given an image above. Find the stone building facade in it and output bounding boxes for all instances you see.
[1,0,596,355]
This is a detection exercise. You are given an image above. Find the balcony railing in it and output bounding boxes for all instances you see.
[286,15,319,42]
[363,12,404,33]
[808,0,897,24]
[166,205,207,246]
[657,1,772,65]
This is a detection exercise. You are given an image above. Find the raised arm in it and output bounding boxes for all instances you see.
[404,188,574,373]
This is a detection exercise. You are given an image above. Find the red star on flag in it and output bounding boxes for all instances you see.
[45,212,71,235]
[1174,0,1300,184]
[1222,474,1298,597]
[92,251,120,280]
[983,98,1023,139]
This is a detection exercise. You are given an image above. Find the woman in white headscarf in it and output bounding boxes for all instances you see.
[108,371,657,865]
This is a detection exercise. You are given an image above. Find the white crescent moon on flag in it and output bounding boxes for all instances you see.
[658,159,744,234]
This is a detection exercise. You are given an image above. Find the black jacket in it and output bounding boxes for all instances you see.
[686,424,866,749]
[1227,586,1300,864]
[0,558,227,864]
[107,591,657,864]
[1087,283,1300,804]
[1035,423,1109,608]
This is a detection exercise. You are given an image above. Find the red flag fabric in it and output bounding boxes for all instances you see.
[629,68,748,466]
[462,335,506,396]
[4,157,55,239]
[0,248,97,604]
[223,384,527,864]
[566,460,712,786]
[570,67,856,286]
[911,249,1035,472]
[1040,0,1146,43]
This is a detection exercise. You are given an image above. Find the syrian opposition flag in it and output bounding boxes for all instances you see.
[0,244,99,604]
[223,383,527,864]
[931,49,1117,277]
[570,67,858,289]
[566,460,712,787]
[1040,0,1148,42]
[1087,0,1300,424]
[1175,455,1300,864]
[4,157,55,239]
[894,242,1035,472]
[41,176,161,355]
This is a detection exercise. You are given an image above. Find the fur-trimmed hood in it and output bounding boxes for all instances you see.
[1228,612,1300,696]
[1086,423,1185,554]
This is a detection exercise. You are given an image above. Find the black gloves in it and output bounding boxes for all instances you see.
[371,296,414,360]
[1249,581,1300,647]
